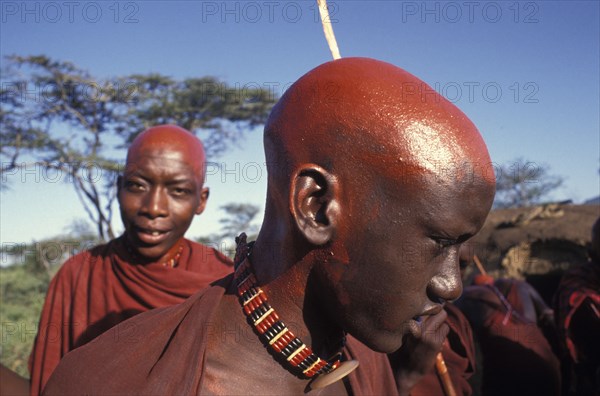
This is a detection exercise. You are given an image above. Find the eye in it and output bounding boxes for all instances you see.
[431,233,472,250]
[124,180,145,193]
[431,237,458,249]
[432,238,458,248]
[171,187,192,197]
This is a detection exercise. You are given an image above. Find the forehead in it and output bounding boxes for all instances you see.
[402,121,467,174]
[421,175,493,236]
[362,117,494,187]
[124,148,200,180]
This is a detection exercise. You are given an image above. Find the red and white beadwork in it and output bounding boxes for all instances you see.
[234,257,341,378]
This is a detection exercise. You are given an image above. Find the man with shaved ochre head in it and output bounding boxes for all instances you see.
[28,125,233,395]
[43,58,495,395]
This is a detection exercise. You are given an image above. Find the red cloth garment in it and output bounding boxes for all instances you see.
[554,262,600,363]
[345,336,400,395]
[461,280,561,396]
[42,275,399,396]
[29,237,232,396]
[484,280,560,396]
[409,304,476,396]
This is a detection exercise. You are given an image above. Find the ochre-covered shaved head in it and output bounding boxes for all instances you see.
[257,58,496,353]
[119,124,209,262]
[127,125,207,184]
[265,57,494,197]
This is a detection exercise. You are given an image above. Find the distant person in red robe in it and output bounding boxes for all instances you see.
[554,216,600,395]
[27,125,233,395]
[456,271,560,395]
[42,58,496,395]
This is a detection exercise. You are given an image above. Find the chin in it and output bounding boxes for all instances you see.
[135,245,167,260]
[348,329,404,354]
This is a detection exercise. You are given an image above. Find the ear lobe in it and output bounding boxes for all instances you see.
[290,165,340,246]
[195,187,210,215]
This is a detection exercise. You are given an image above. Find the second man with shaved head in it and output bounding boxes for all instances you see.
[29,125,232,395]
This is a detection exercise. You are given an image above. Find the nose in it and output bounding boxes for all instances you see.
[140,187,168,218]
[427,253,463,303]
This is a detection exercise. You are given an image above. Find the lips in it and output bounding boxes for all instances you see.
[405,304,443,339]
[419,304,443,317]
[132,225,171,245]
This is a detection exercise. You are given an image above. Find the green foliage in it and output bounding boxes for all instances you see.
[494,158,565,208]
[217,203,261,240]
[0,264,49,378]
[0,231,100,377]
[121,75,273,157]
[1,55,277,240]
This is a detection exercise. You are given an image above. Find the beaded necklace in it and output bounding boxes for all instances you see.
[160,244,184,268]
[233,234,358,389]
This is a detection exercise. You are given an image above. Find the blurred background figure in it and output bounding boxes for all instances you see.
[456,245,561,396]
[554,216,600,395]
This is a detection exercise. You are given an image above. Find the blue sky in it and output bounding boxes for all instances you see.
[1,1,599,249]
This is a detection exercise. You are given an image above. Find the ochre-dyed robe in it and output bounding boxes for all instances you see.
[42,275,398,396]
[29,237,232,395]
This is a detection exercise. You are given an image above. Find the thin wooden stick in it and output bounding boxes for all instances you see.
[473,254,488,276]
[435,351,457,396]
[316,0,341,60]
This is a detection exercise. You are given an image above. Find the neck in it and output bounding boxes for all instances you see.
[239,234,344,360]
[122,236,184,267]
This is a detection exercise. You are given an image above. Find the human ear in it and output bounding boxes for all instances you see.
[290,165,340,246]
[195,187,209,215]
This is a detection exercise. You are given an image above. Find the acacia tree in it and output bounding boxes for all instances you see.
[216,203,261,240]
[195,203,261,256]
[494,158,564,208]
[1,55,276,240]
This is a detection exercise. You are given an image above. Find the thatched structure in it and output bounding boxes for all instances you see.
[467,204,599,305]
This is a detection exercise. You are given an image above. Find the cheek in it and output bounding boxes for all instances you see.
[350,278,420,332]
[171,201,200,225]
[341,262,409,310]
[374,249,432,312]
[118,195,136,217]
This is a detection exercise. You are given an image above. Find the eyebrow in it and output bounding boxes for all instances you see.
[122,170,146,179]
[430,232,473,245]
[123,171,196,185]
[165,178,195,186]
